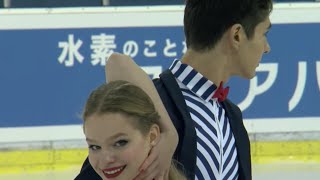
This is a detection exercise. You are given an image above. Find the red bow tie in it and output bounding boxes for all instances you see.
[212,81,229,102]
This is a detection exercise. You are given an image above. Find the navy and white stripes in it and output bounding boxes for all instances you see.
[170,60,239,180]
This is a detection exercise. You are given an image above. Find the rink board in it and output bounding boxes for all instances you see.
[1,141,320,174]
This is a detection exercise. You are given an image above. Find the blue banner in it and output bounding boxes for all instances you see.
[0,23,319,127]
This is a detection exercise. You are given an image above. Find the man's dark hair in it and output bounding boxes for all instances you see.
[184,0,273,51]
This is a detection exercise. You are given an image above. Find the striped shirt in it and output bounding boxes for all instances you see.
[169,60,239,180]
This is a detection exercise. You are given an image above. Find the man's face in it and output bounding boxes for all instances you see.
[239,17,272,79]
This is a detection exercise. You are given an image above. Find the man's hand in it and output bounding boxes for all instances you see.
[134,131,177,180]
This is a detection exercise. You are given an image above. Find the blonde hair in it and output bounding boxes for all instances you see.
[83,80,160,135]
[83,80,186,180]
[169,160,187,180]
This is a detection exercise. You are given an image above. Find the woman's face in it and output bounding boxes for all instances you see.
[84,113,159,180]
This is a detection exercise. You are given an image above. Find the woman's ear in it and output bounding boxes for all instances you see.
[148,124,161,146]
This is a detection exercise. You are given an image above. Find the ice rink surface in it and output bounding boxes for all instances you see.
[253,162,320,180]
[0,163,319,180]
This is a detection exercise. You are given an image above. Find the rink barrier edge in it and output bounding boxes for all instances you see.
[0,141,319,174]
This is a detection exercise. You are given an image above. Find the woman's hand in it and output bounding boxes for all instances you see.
[134,131,177,180]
